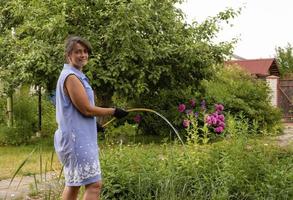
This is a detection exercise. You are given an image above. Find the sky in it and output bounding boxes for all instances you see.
[176,0,293,59]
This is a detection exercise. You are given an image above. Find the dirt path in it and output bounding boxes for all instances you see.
[0,172,59,200]
[276,123,293,147]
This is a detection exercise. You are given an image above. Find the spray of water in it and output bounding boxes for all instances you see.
[102,108,184,145]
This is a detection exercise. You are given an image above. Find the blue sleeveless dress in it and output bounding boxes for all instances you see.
[54,64,101,186]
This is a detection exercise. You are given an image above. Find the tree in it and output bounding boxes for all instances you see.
[0,0,65,131]
[0,0,239,132]
[275,43,293,78]
[1,0,238,99]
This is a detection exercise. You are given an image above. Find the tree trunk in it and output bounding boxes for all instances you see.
[6,95,13,127]
[37,85,42,137]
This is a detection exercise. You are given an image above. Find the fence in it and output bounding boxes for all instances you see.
[278,79,293,122]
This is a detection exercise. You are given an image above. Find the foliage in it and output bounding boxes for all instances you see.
[86,1,237,103]
[275,43,293,78]
[2,135,292,199]
[0,0,65,94]
[225,112,264,136]
[0,89,56,145]
[177,99,225,144]
[0,0,238,104]
[201,65,283,135]
[132,86,201,137]
[100,140,292,199]
[41,94,57,137]
[0,95,6,125]
[104,121,139,144]
[0,88,37,145]
[0,0,239,139]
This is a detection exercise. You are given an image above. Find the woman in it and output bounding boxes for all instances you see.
[54,36,128,200]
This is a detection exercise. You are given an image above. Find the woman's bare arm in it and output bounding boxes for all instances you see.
[64,74,115,117]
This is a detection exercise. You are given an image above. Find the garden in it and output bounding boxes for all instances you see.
[0,0,292,199]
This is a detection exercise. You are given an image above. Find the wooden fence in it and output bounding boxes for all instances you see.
[278,79,293,122]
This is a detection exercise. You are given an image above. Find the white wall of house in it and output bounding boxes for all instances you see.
[266,76,279,107]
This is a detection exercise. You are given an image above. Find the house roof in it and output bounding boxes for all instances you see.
[225,58,280,77]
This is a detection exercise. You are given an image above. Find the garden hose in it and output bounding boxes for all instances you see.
[102,108,184,145]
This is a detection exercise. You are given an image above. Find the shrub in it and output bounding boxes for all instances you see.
[201,65,283,135]
[132,86,201,138]
[0,124,33,145]
[41,95,57,137]
[104,121,139,144]
[0,88,58,145]
[0,89,37,145]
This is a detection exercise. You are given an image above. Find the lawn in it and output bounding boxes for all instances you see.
[0,139,61,180]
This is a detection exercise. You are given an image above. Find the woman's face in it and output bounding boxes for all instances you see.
[68,43,89,69]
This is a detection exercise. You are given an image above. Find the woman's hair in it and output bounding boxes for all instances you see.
[64,36,92,62]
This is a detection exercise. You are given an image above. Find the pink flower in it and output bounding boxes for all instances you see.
[189,99,196,107]
[206,115,217,125]
[134,114,142,123]
[215,126,224,133]
[219,122,225,128]
[218,114,225,122]
[206,115,212,125]
[183,119,190,128]
[215,104,224,112]
[178,104,186,113]
[212,116,218,125]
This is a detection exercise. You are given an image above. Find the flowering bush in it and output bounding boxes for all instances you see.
[201,66,282,135]
[178,99,225,144]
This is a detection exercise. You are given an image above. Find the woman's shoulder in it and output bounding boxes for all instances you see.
[60,67,78,78]
[57,69,75,86]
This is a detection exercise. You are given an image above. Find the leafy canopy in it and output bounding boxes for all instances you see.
[0,0,238,104]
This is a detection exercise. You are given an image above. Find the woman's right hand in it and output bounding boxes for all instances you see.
[113,108,129,119]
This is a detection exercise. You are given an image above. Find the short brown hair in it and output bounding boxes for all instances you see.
[64,36,92,62]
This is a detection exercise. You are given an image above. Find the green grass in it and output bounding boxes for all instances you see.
[0,138,61,180]
[0,136,292,199]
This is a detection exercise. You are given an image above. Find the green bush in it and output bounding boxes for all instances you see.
[0,95,6,125]
[0,89,37,145]
[104,121,139,144]
[41,95,57,137]
[201,66,283,135]
[132,87,228,144]
[98,139,292,199]
[132,86,201,138]
[0,124,33,145]
[0,88,58,145]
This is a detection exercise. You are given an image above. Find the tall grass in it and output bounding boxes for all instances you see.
[2,137,292,199]
[98,138,292,199]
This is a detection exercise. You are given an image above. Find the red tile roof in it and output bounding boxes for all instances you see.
[225,58,280,77]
